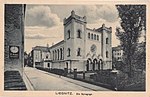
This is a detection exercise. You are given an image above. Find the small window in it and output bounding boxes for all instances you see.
[67,30,70,39]
[77,48,81,56]
[97,35,99,40]
[88,33,90,39]
[106,38,109,44]
[94,34,96,40]
[48,63,50,67]
[67,48,71,57]
[77,29,81,38]
[46,55,48,59]
[91,34,93,39]
[106,51,108,58]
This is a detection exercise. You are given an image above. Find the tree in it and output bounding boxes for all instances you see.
[116,5,146,77]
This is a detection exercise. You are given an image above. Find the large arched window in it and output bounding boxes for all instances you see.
[67,30,70,39]
[55,50,57,60]
[53,51,54,60]
[60,48,62,60]
[67,48,71,57]
[57,49,59,60]
[77,29,81,38]
[62,48,64,59]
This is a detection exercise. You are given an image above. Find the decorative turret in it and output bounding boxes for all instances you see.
[71,10,75,16]
[63,10,87,26]
[64,10,87,61]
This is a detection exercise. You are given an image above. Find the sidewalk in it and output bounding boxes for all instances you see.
[24,67,111,91]
[37,69,110,91]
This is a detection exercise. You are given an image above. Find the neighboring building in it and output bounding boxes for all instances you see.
[112,46,123,62]
[4,4,27,90]
[31,10,112,72]
[4,4,25,75]
[112,41,146,62]
[31,46,51,68]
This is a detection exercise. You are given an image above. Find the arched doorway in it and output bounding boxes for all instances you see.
[100,59,103,70]
[93,59,97,71]
[86,58,92,71]
[98,59,103,70]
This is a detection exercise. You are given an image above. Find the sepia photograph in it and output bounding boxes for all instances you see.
[2,2,148,96]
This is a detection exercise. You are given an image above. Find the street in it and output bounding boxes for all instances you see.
[24,67,111,91]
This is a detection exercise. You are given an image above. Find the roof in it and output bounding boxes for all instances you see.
[112,46,123,51]
[86,28,100,33]
[86,24,112,33]
[95,24,112,32]
[49,40,64,49]
[32,46,49,52]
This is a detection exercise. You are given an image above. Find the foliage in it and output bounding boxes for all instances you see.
[116,5,146,77]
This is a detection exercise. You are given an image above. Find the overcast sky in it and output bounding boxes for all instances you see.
[25,4,121,53]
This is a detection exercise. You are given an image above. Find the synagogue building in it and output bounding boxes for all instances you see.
[31,10,112,72]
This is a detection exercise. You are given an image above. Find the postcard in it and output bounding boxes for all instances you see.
[0,0,149,97]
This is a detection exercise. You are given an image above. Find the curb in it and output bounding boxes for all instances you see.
[23,71,34,91]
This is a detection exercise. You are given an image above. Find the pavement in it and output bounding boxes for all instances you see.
[24,66,111,91]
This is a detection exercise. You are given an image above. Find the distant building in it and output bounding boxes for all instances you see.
[31,46,51,68]
[31,10,112,72]
[112,46,123,62]
[112,41,146,63]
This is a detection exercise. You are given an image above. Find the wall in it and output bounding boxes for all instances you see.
[101,26,112,69]
[4,4,25,75]
[33,50,41,67]
[85,29,102,59]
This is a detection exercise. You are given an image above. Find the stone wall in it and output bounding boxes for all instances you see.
[4,4,25,75]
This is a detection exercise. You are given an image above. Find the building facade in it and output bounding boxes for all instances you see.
[112,46,123,62]
[4,4,25,75]
[32,11,112,72]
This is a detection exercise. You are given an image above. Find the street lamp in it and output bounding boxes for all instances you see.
[111,69,119,91]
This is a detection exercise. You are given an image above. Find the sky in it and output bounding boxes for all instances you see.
[25,5,121,53]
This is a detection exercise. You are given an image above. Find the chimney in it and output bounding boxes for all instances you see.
[47,43,49,47]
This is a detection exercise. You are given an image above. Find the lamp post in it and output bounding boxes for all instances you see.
[73,67,77,79]
[111,69,119,91]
